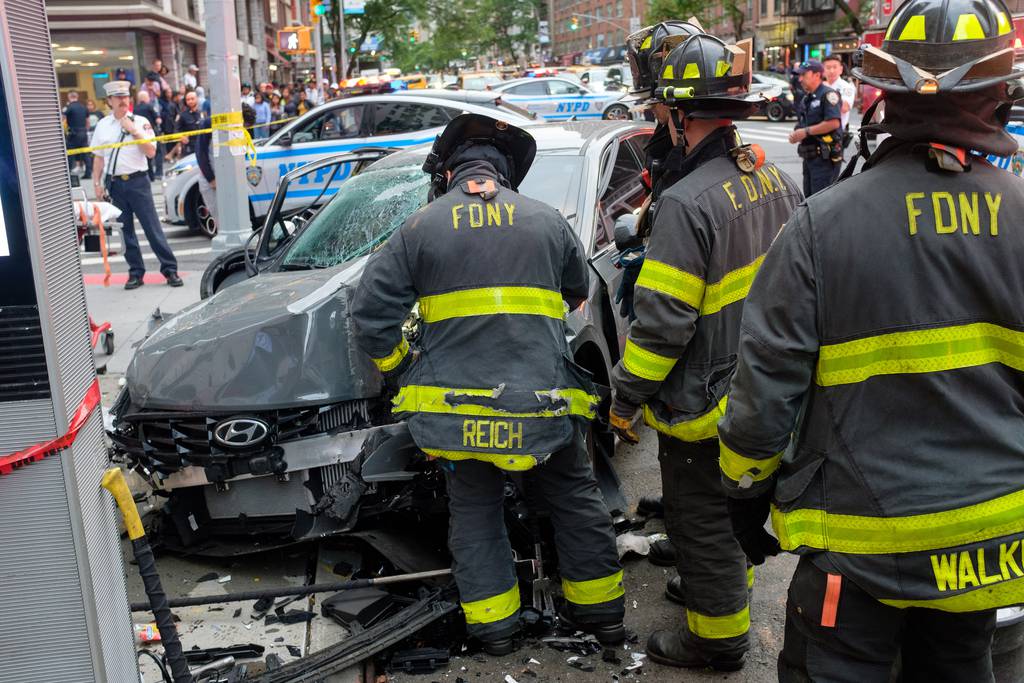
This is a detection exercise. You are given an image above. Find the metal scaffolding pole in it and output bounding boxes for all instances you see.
[206,0,252,252]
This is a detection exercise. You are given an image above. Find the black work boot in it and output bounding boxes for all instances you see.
[558,607,626,646]
[647,629,745,672]
[665,575,686,605]
[480,635,518,656]
[648,537,677,566]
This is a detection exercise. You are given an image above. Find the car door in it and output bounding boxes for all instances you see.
[497,80,552,119]
[547,79,605,120]
[252,102,369,216]
[588,131,651,347]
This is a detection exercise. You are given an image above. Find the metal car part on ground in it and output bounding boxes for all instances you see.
[110,121,653,552]
[161,91,539,238]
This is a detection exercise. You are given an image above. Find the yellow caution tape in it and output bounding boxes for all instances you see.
[66,113,301,168]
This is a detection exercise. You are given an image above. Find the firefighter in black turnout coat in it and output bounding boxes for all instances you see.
[352,114,625,655]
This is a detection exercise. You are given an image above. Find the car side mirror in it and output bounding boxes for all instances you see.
[278,133,292,147]
[614,213,641,252]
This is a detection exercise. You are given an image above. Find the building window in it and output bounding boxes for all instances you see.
[617,0,623,16]
[775,0,782,12]
[761,0,768,14]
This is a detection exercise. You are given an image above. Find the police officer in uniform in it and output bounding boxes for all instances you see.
[63,90,90,178]
[609,34,801,671]
[719,0,1024,678]
[90,81,180,289]
[788,59,842,196]
[351,114,625,656]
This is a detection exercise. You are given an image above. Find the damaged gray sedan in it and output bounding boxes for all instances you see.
[108,121,654,551]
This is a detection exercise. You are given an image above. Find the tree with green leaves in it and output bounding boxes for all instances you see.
[322,0,428,78]
[646,0,708,25]
[479,0,541,66]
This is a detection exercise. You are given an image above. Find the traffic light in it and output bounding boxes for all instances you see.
[569,15,580,31]
[408,29,420,44]
[311,0,329,17]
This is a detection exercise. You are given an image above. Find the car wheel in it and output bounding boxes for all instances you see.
[199,246,251,299]
[185,186,218,239]
[603,104,630,120]
[766,101,786,123]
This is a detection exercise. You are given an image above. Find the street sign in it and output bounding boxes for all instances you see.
[539,20,550,45]
[278,27,313,53]
[343,0,366,14]
[629,16,641,32]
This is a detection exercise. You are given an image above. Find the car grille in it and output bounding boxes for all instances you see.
[116,399,372,468]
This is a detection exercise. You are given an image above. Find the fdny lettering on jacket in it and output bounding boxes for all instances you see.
[721,165,788,212]
[463,418,524,449]
[904,191,1002,236]
[930,538,1024,592]
[451,202,516,230]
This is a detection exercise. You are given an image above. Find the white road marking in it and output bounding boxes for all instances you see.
[81,246,211,265]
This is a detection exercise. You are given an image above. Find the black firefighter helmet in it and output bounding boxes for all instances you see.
[422,113,537,196]
[853,0,1024,94]
[654,33,761,119]
[626,20,706,100]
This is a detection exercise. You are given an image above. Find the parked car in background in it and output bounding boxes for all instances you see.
[493,77,632,121]
[578,65,632,93]
[111,120,655,550]
[448,71,503,90]
[751,72,795,122]
[162,92,535,237]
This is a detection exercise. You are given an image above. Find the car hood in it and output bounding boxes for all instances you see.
[126,259,382,411]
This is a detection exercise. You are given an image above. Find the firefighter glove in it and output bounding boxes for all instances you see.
[727,491,781,565]
[610,394,641,444]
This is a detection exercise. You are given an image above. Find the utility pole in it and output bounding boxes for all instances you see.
[207,0,252,253]
[340,3,349,79]
[314,8,325,101]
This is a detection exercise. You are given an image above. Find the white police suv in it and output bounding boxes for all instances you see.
[491,77,632,122]
[162,91,538,237]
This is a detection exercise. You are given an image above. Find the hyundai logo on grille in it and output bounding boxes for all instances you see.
[213,417,270,449]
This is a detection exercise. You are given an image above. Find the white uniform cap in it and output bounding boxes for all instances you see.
[103,80,131,97]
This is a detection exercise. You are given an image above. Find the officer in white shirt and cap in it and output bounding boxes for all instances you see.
[90,80,180,289]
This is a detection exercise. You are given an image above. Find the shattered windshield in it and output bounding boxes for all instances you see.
[279,154,583,271]
[280,165,430,270]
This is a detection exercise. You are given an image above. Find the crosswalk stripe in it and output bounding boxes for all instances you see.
[80,246,211,265]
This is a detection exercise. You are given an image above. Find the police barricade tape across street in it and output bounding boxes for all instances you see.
[65,112,302,166]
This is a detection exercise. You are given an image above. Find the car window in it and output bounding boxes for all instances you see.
[548,80,581,95]
[290,105,364,143]
[371,102,452,136]
[506,81,547,95]
[597,139,645,249]
[319,106,365,140]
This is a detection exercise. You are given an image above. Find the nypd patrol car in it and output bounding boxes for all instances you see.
[162,91,539,237]
[492,77,632,122]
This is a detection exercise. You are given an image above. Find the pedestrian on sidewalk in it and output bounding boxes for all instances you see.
[63,90,90,178]
[90,80,181,290]
[252,92,271,138]
[134,90,162,180]
[174,90,203,156]
[183,63,199,91]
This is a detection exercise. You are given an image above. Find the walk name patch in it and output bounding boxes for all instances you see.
[931,538,1024,592]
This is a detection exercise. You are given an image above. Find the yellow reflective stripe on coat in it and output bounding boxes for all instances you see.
[747,567,755,590]
[394,385,598,419]
[643,396,727,442]
[701,254,765,316]
[686,605,750,639]
[424,449,539,471]
[816,322,1024,387]
[418,286,565,323]
[880,575,1024,612]
[720,442,783,485]
[462,583,521,624]
[562,570,625,605]
[771,487,1024,555]
[622,339,677,382]
[372,338,409,373]
[634,258,705,310]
